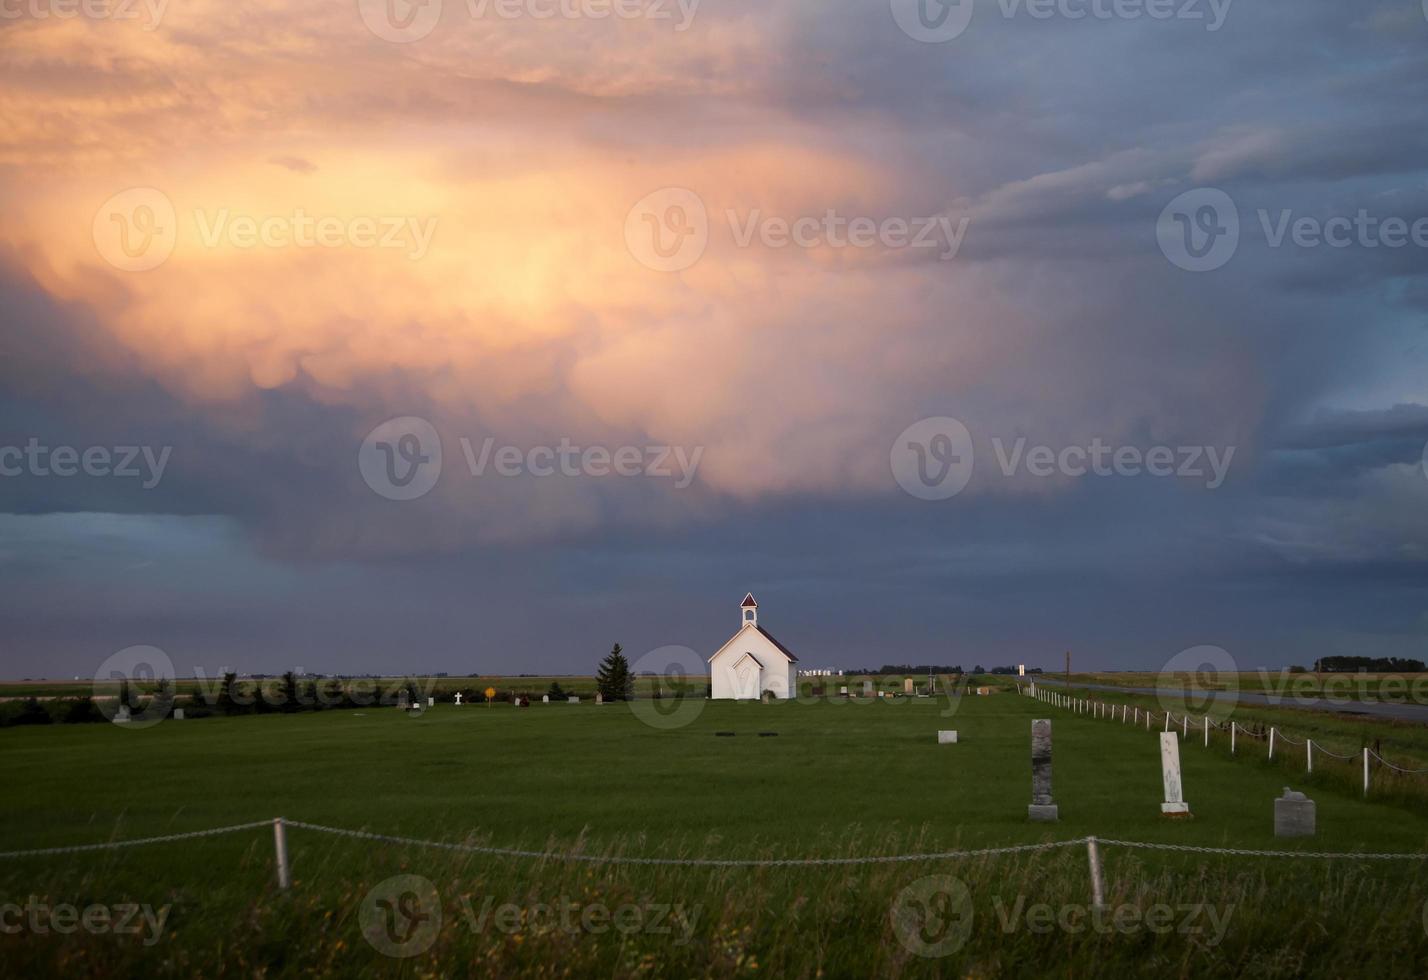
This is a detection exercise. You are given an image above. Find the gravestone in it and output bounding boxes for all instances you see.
[568,696,579,703]
[173,708,184,721]
[863,680,873,697]
[541,694,549,703]
[904,678,914,694]
[595,692,604,705]
[1160,732,1191,816]
[840,686,848,696]
[115,705,131,724]
[455,693,464,705]
[937,730,958,744]
[1274,788,1315,837]
[1028,719,1058,821]
[428,697,435,708]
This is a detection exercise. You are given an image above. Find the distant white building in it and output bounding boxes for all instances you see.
[708,594,799,700]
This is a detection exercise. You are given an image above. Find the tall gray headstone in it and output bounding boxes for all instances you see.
[863,680,873,697]
[1028,719,1058,821]
[1274,787,1315,837]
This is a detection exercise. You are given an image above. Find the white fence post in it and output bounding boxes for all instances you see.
[1307,740,1313,774]
[1363,748,1370,797]
[1182,715,1188,739]
[1204,716,1209,748]
[1086,836,1107,910]
[1268,727,1276,761]
[274,817,291,890]
[1231,722,1236,755]
[1164,711,1171,732]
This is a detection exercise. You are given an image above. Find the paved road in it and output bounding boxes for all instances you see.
[1031,678,1428,724]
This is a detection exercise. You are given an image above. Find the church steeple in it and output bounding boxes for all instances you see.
[741,592,758,627]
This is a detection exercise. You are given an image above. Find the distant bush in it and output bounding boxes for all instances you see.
[63,698,102,724]
[12,698,53,726]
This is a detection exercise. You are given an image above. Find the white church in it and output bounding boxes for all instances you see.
[708,594,799,699]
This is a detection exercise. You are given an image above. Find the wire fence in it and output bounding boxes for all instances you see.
[3,818,1427,911]
[1020,683,1428,796]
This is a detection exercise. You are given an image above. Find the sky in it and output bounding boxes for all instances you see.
[1,0,1426,679]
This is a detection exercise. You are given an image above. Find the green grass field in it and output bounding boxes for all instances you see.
[3,691,1428,977]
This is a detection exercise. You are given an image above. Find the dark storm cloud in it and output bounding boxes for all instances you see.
[1,0,1427,676]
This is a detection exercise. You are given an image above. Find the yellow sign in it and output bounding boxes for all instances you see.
[484,687,496,700]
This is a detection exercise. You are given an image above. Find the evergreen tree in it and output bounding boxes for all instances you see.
[216,671,238,715]
[596,644,632,702]
[547,680,566,700]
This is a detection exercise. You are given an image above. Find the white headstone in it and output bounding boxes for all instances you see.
[840,686,848,695]
[542,694,549,703]
[904,678,914,694]
[455,693,463,705]
[428,697,435,707]
[115,705,131,724]
[938,730,959,744]
[595,692,604,705]
[863,680,873,696]
[1159,732,1190,815]
[173,708,184,721]
[568,696,579,703]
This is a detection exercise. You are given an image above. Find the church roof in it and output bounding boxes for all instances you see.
[741,593,758,607]
[754,625,798,662]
